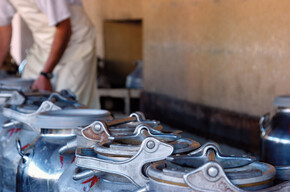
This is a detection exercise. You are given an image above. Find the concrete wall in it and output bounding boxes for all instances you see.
[83,0,143,57]
[84,0,290,116]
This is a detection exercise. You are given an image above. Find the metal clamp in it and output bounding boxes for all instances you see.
[168,142,255,169]
[76,137,174,187]
[110,124,180,145]
[6,91,26,105]
[184,161,243,192]
[81,120,111,142]
[81,112,148,141]
[47,92,77,104]
[3,101,61,132]
[129,112,146,121]
[184,162,290,192]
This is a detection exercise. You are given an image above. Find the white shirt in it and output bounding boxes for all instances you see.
[0,0,82,26]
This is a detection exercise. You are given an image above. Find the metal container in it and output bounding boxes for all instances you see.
[0,78,34,89]
[260,95,290,181]
[0,78,34,134]
[15,109,112,192]
[75,137,173,192]
[0,78,34,105]
[56,113,188,192]
[142,142,276,192]
[0,89,104,192]
[0,101,61,192]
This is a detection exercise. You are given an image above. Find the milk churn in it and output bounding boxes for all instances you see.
[0,101,61,192]
[0,77,34,104]
[56,112,167,192]
[260,95,290,181]
[56,113,200,192]
[0,91,86,192]
[0,78,34,131]
[140,142,276,192]
[16,109,112,192]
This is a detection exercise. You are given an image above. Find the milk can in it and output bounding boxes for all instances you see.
[140,142,276,192]
[260,95,290,181]
[57,113,200,192]
[56,112,175,192]
[0,77,34,104]
[0,101,61,192]
[0,90,94,192]
[0,78,34,132]
[15,109,112,192]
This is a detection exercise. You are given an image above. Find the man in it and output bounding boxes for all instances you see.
[0,0,99,108]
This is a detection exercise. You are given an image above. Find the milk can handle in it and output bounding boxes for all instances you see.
[16,138,30,163]
[259,113,270,134]
[58,139,77,155]
[72,169,96,180]
[2,120,22,129]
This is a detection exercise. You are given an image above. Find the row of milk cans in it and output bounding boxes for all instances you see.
[0,77,289,191]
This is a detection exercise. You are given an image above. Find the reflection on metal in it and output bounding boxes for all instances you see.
[260,95,290,181]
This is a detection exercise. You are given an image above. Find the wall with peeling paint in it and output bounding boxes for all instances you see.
[84,0,290,116]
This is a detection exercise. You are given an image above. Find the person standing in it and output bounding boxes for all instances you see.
[0,0,99,108]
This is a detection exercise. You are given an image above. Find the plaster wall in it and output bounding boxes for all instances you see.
[83,0,143,57]
[84,0,290,116]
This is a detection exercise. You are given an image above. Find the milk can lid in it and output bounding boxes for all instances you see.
[273,95,290,108]
[0,78,34,87]
[34,109,111,129]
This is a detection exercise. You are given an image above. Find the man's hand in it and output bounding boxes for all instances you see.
[32,75,52,91]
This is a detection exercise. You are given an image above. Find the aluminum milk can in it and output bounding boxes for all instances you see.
[57,112,193,192]
[0,101,61,192]
[0,91,95,192]
[0,77,34,104]
[141,142,276,192]
[16,109,112,192]
[260,95,290,181]
[72,114,200,192]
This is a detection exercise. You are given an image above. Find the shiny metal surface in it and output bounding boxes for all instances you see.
[16,109,112,192]
[145,142,276,192]
[34,109,111,129]
[0,78,34,94]
[17,135,76,192]
[0,102,60,192]
[168,142,255,169]
[76,137,173,187]
[260,96,290,181]
[0,78,34,88]
[57,113,199,192]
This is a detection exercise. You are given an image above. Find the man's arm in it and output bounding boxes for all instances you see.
[32,18,72,91]
[0,24,12,69]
